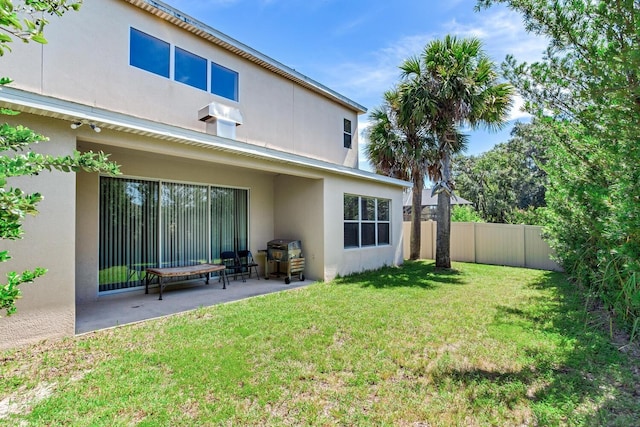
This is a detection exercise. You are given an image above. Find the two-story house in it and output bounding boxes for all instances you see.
[0,0,409,348]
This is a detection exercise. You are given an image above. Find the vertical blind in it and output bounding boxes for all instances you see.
[210,187,248,264]
[161,182,209,268]
[99,177,248,292]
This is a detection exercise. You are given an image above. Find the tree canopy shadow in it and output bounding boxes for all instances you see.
[453,271,640,425]
[333,260,464,289]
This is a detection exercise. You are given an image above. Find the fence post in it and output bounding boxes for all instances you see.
[522,224,527,268]
[432,221,436,261]
[473,222,477,264]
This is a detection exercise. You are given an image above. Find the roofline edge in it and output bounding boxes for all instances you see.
[124,0,368,114]
[0,87,409,188]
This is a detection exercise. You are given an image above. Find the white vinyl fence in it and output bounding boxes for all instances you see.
[402,221,562,271]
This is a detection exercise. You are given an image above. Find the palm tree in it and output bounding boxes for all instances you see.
[366,88,435,260]
[401,35,514,268]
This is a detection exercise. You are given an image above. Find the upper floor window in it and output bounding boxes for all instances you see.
[130,28,170,78]
[343,118,352,149]
[211,63,239,102]
[344,194,390,248]
[175,47,207,91]
[129,28,240,102]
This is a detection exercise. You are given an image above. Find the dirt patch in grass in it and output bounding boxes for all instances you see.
[0,382,55,419]
[2,332,114,381]
[0,332,117,420]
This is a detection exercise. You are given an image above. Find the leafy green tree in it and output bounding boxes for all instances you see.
[476,0,640,336]
[451,205,484,223]
[366,88,436,260]
[400,36,514,268]
[0,0,81,54]
[508,206,549,226]
[0,0,120,316]
[453,121,548,224]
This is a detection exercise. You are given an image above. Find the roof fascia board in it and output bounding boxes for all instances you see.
[0,87,409,188]
[123,0,367,114]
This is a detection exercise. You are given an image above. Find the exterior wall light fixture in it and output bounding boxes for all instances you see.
[70,120,101,133]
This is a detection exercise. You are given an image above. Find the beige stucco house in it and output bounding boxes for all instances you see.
[0,0,409,349]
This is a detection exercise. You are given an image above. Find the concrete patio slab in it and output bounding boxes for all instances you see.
[76,276,312,334]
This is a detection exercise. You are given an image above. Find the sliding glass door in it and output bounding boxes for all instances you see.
[161,182,209,268]
[99,178,158,291]
[99,177,248,292]
[210,187,248,264]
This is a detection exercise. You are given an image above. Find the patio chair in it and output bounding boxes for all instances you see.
[220,251,246,282]
[238,249,260,280]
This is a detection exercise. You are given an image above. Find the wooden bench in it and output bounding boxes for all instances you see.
[145,264,227,300]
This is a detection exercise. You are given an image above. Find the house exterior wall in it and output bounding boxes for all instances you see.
[0,0,409,350]
[0,116,77,350]
[324,178,405,280]
[75,139,277,303]
[0,0,360,167]
[273,175,324,281]
[272,175,404,282]
[0,113,406,350]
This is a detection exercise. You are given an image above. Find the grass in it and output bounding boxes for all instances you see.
[1,261,639,426]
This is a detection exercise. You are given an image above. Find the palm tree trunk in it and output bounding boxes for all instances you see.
[410,173,424,260]
[436,147,452,269]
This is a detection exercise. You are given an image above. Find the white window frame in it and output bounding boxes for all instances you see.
[344,194,391,249]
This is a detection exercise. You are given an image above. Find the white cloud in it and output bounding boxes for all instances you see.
[332,16,368,37]
[509,94,531,121]
[324,33,436,107]
[357,119,375,172]
[325,7,547,110]
[323,6,546,170]
[442,9,548,65]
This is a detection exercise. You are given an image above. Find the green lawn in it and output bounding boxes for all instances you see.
[1,261,638,426]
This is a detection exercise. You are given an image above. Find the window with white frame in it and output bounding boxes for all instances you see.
[344,194,390,248]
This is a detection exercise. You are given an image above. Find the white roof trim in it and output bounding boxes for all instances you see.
[123,0,367,114]
[0,87,410,188]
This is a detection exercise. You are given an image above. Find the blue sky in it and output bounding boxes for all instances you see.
[165,0,547,170]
